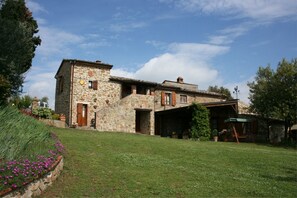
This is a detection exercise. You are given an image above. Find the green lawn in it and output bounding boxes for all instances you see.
[41,128,297,197]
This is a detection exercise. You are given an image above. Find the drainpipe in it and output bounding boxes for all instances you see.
[69,60,75,127]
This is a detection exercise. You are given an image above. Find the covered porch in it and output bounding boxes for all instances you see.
[155,100,257,142]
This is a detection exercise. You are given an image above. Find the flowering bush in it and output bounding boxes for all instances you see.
[0,134,65,192]
[32,107,52,119]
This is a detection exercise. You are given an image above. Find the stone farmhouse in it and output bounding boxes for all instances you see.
[55,59,271,141]
[55,59,226,131]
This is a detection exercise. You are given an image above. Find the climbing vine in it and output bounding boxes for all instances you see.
[190,103,211,141]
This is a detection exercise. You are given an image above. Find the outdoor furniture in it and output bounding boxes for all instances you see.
[224,118,251,143]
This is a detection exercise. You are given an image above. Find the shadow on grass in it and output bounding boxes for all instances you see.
[254,141,297,150]
[261,167,297,183]
[262,174,297,182]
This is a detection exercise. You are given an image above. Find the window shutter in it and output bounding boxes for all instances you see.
[161,91,165,106]
[93,80,98,90]
[172,91,176,106]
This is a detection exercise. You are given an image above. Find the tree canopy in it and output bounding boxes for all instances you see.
[208,85,233,100]
[248,58,297,140]
[9,94,33,109]
[0,0,41,105]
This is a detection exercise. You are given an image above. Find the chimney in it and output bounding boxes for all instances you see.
[177,77,184,83]
[95,60,101,63]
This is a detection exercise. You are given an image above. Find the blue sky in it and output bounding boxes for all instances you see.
[24,0,297,108]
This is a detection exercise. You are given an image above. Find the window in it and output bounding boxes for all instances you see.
[88,81,93,89]
[58,76,64,93]
[88,80,98,90]
[165,93,172,105]
[180,95,187,104]
[161,91,176,106]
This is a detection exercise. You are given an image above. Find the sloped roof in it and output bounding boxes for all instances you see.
[110,76,159,86]
[55,59,113,77]
[110,76,225,98]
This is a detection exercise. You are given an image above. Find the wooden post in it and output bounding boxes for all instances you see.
[232,124,240,144]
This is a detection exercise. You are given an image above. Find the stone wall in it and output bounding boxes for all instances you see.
[71,65,121,127]
[194,95,224,103]
[163,81,198,91]
[154,90,223,111]
[39,119,67,128]
[2,156,63,198]
[96,94,155,135]
[55,61,72,125]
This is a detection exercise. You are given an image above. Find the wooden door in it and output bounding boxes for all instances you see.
[77,103,88,126]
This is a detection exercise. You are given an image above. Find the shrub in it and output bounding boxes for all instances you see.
[32,107,52,119]
[190,103,211,141]
[212,129,218,137]
[51,113,60,120]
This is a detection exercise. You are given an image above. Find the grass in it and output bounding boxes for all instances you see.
[0,106,55,160]
[40,128,297,197]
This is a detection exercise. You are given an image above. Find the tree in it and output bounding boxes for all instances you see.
[40,96,49,107]
[273,59,297,139]
[0,74,11,105]
[190,103,211,141]
[0,0,41,105]
[208,85,233,100]
[9,94,32,109]
[248,58,297,141]
[40,96,48,103]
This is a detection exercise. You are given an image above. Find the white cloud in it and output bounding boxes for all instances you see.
[26,0,47,13]
[37,27,84,56]
[250,40,270,48]
[111,69,135,78]
[171,0,297,21]
[163,0,297,46]
[109,42,232,92]
[145,40,167,49]
[110,22,147,32]
[135,53,219,88]
[79,41,110,49]
[168,43,229,60]
[79,34,112,49]
[24,72,56,109]
[113,43,228,90]
[208,35,232,45]
[207,22,251,45]
[35,17,47,25]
